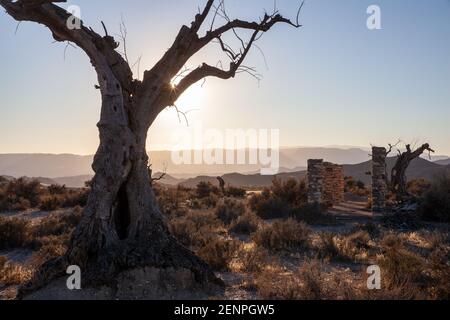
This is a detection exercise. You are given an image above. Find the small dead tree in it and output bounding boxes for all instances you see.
[390,143,435,200]
[216,176,226,194]
[0,0,302,291]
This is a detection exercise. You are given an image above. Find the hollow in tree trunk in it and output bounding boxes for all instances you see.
[1,0,302,295]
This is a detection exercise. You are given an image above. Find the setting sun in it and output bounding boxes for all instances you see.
[0,0,449,306]
[174,81,206,110]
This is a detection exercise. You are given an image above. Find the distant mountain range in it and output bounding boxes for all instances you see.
[179,157,450,189]
[435,158,450,166]
[0,154,93,178]
[0,148,372,178]
[0,149,448,188]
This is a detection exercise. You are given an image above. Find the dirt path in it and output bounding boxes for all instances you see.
[328,201,374,222]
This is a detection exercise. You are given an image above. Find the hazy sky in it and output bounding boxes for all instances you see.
[1,0,449,155]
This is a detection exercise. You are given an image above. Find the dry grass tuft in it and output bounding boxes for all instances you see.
[237,245,273,273]
[0,217,30,250]
[196,238,241,271]
[316,230,372,262]
[254,259,358,300]
[253,219,311,252]
[0,257,33,286]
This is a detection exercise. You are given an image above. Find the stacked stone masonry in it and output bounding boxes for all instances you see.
[307,159,344,206]
[323,162,345,206]
[372,146,387,212]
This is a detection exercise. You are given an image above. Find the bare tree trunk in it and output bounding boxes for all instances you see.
[22,93,219,294]
[2,0,301,296]
[17,48,222,293]
[390,143,434,201]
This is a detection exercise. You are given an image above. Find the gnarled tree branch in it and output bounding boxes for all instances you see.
[160,4,303,107]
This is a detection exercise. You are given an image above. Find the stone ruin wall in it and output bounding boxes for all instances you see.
[307,159,345,206]
[307,159,325,204]
[308,147,389,213]
[322,162,345,206]
[371,146,387,212]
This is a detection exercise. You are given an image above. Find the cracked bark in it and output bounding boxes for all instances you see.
[0,0,301,293]
[390,143,435,201]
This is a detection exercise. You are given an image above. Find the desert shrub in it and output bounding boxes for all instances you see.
[59,206,84,227]
[351,222,381,239]
[0,178,54,211]
[419,174,450,223]
[32,208,82,238]
[225,186,246,198]
[316,232,340,260]
[0,196,32,212]
[59,189,89,208]
[29,241,67,267]
[0,255,7,268]
[6,178,41,207]
[186,210,222,230]
[158,185,195,215]
[344,176,368,196]
[0,179,88,213]
[255,269,303,300]
[248,188,291,220]
[188,198,202,210]
[427,245,450,299]
[0,259,33,286]
[201,193,219,208]
[380,232,403,249]
[336,230,371,262]
[168,210,223,249]
[317,230,371,262]
[377,233,426,292]
[215,198,245,225]
[229,211,260,235]
[0,217,30,250]
[344,176,357,191]
[249,192,290,219]
[249,178,308,220]
[296,259,327,300]
[196,238,241,271]
[290,203,335,225]
[271,178,308,206]
[196,181,219,199]
[378,246,425,289]
[48,184,67,195]
[255,260,335,300]
[168,218,197,247]
[253,219,311,252]
[39,195,61,211]
[343,230,371,250]
[248,189,270,213]
[0,207,82,251]
[157,186,185,216]
[238,247,271,273]
[407,179,431,198]
[381,210,423,230]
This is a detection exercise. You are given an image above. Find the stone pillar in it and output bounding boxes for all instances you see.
[335,166,345,204]
[307,159,324,204]
[372,147,387,212]
[323,163,345,206]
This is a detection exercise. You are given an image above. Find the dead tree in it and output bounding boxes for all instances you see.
[216,176,225,194]
[0,0,302,291]
[390,143,435,200]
